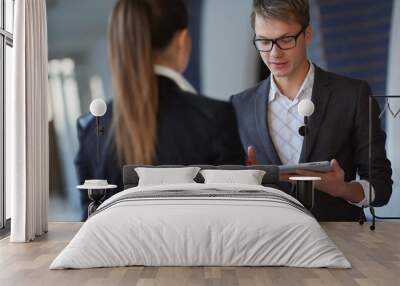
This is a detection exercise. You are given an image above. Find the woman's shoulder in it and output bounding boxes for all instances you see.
[180,91,232,118]
[158,76,232,119]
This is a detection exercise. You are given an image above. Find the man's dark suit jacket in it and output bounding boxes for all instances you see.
[75,75,245,220]
[231,64,392,221]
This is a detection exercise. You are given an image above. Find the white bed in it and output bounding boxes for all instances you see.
[50,183,351,269]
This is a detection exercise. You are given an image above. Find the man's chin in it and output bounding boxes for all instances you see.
[271,70,290,78]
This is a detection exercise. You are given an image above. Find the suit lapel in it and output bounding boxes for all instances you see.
[299,66,332,163]
[255,79,282,165]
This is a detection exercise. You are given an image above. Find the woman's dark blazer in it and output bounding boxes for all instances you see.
[75,75,245,220]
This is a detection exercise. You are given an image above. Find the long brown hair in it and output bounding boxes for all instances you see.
[108,0,188,164]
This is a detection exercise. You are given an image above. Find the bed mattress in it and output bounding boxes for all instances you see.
[50,183,351,269]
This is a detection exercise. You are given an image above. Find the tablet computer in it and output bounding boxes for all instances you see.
[278,161,332,174]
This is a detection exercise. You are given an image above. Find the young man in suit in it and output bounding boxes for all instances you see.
[231,0,392,221]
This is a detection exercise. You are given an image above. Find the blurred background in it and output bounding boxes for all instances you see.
[45,0,400,221]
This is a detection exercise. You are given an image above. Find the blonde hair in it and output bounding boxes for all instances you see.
[251,0,310,29]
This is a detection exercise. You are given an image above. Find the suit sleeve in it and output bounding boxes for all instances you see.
[74,118,93,185]
[74,117,95,221]
[230,94,251,155]
[352,82,393,207]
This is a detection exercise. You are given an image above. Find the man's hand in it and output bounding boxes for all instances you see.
[280,159,365,203]
[292,159,346,197]
[246,145,257,165]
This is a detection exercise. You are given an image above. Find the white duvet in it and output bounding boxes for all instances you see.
[50,183,351,269]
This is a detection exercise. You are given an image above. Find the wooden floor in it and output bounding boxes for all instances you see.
[1,222,399,286]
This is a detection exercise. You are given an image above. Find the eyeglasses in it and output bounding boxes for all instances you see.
[253,27,306,52]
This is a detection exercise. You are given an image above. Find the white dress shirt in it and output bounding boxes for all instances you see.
[154,65,197,94]
[268,62,374,207]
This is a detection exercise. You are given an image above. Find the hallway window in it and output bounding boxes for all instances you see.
[1,0,14,230]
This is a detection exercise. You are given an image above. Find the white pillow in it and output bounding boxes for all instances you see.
[135,167,201,186]
[200,169,266,185]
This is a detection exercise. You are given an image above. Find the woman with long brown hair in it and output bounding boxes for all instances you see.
[75,0,244,220]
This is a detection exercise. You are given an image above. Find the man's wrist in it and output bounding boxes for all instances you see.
[337,182,365,203]
[334,181,349,198]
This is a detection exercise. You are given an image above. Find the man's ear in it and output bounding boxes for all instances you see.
[305,25,313,44]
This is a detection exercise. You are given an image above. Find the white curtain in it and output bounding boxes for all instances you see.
[8,0,49,242]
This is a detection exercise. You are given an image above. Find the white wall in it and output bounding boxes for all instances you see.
[379,0,400,217]
[200,0,258,101]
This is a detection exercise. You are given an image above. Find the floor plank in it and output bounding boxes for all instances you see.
[0,222,399,286]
